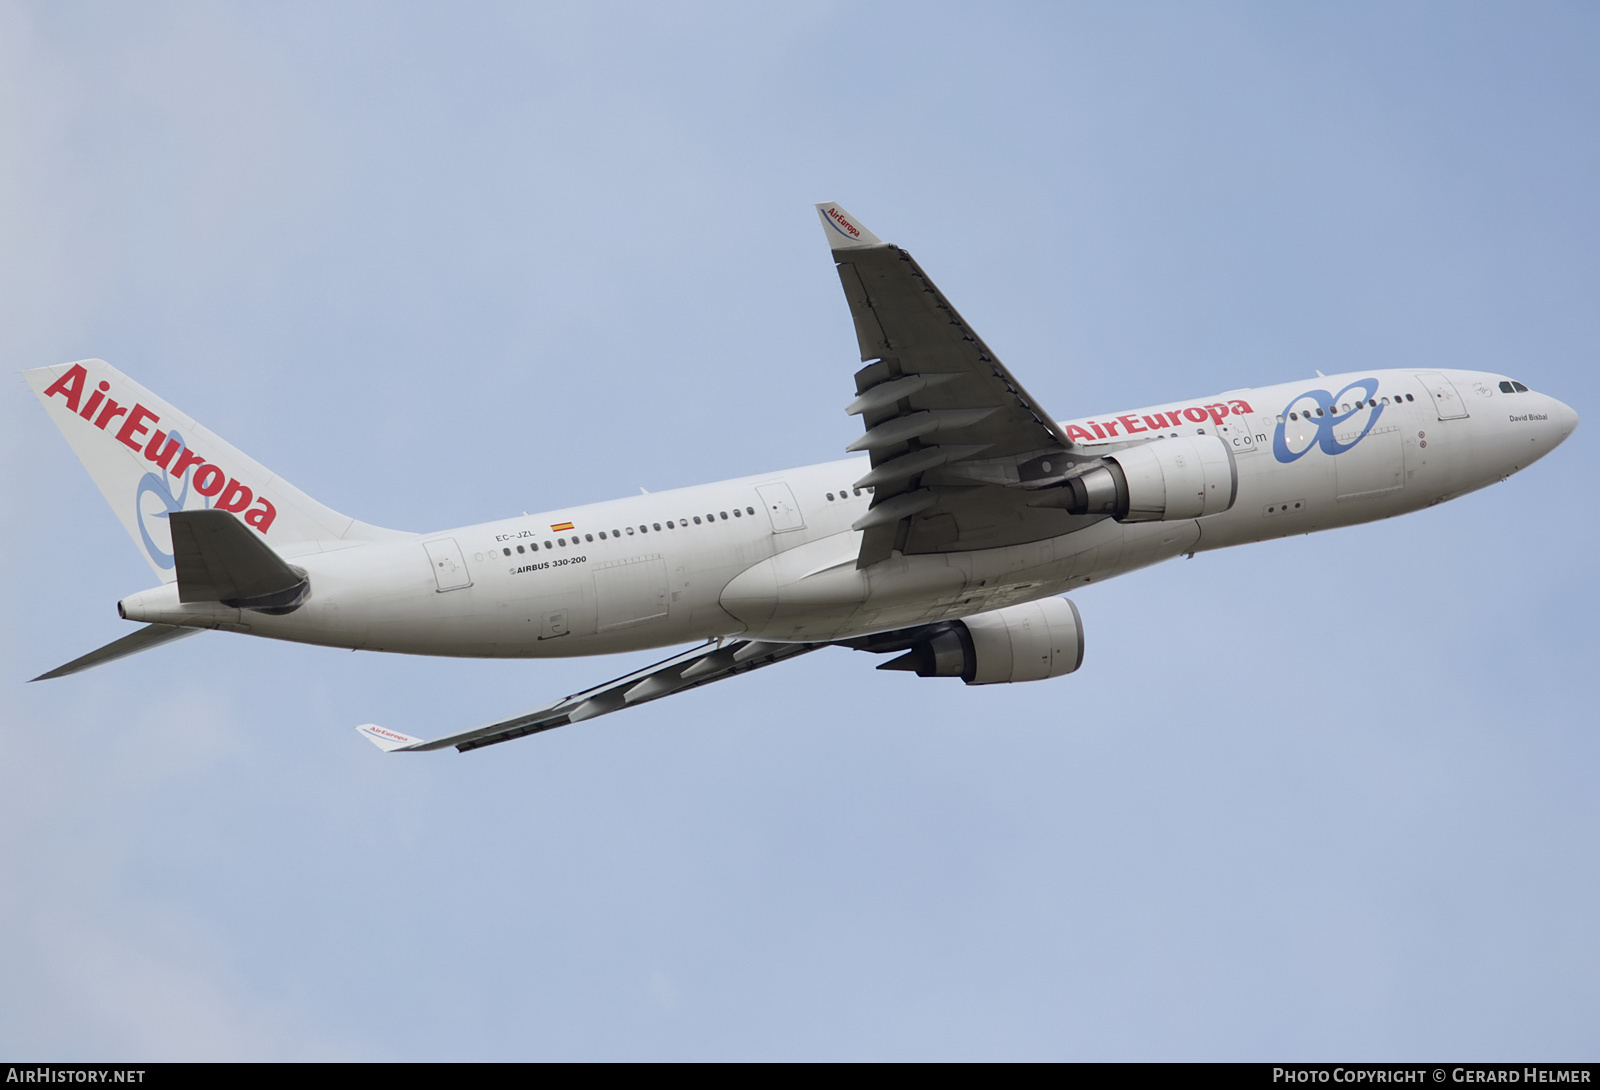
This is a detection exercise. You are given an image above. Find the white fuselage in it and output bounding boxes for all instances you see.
[119,368,1576,657]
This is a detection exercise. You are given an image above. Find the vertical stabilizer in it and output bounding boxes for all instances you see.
[24,359,406,581]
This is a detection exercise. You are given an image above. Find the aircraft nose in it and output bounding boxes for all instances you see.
[1554,397,1579,439]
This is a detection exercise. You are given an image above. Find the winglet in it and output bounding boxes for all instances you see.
[815,203,886,250]
[357,724,426,752]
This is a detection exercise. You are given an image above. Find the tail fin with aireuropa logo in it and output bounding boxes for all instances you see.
[24,359,406,581]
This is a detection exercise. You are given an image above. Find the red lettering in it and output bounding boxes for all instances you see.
[170,448,206,479]
[1101,419,1122,437]
[1182,407,1208,424]
[145,431,180,469]
[42,365,88,412]
[1065,424,1096,443]
[193,464,226,497]
[217,478,253,512]
[116,404,159,452]
[244,498,277,533]
[80,381,109,421]
[1205,403,1230,426]
[1228,399,1253,415]
[1090,422,1107,439]
[1142,414,1169,430]
[1117,414,1147,434]
[94,399,128,430]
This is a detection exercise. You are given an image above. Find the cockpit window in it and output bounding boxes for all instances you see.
[1512,381,1529,393]
[1499,381,1515,394]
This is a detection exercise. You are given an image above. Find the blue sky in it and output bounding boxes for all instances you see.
[2,1,1596,1059]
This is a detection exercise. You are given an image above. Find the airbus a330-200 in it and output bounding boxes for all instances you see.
[25,204,1579,753]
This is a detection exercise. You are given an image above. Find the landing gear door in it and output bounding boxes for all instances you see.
[423,538,473,591]
[1417,373,1470,421]
[756,482,806,533]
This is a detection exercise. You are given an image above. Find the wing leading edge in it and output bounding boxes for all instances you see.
[815,203,1103,566]
[358,637,823,753]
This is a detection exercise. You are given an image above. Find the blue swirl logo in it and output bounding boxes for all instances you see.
[133,429,209,569]
[1272,379,1384,464]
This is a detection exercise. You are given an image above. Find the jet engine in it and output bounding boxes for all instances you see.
[874,596,1084,685]
[1047,434,1237,522]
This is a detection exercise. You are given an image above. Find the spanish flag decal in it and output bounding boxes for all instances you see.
[551,522,575,532]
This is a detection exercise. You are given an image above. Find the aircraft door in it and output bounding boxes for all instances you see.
[423,538,473,591]
[1417,373,1470,421]
[756,482,806,532]
[1216,414,1259,454]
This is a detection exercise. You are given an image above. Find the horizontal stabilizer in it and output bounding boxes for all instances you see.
[170,509,309,611]
[32,623,200,681]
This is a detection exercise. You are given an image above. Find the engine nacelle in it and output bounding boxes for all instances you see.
[880,597,1085,685]
[1057,434,1237,522]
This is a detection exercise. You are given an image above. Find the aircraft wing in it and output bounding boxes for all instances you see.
[816,203,1101,566]
[357,637,823,753]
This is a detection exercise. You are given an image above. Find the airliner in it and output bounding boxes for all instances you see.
[25,203,1578,753]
